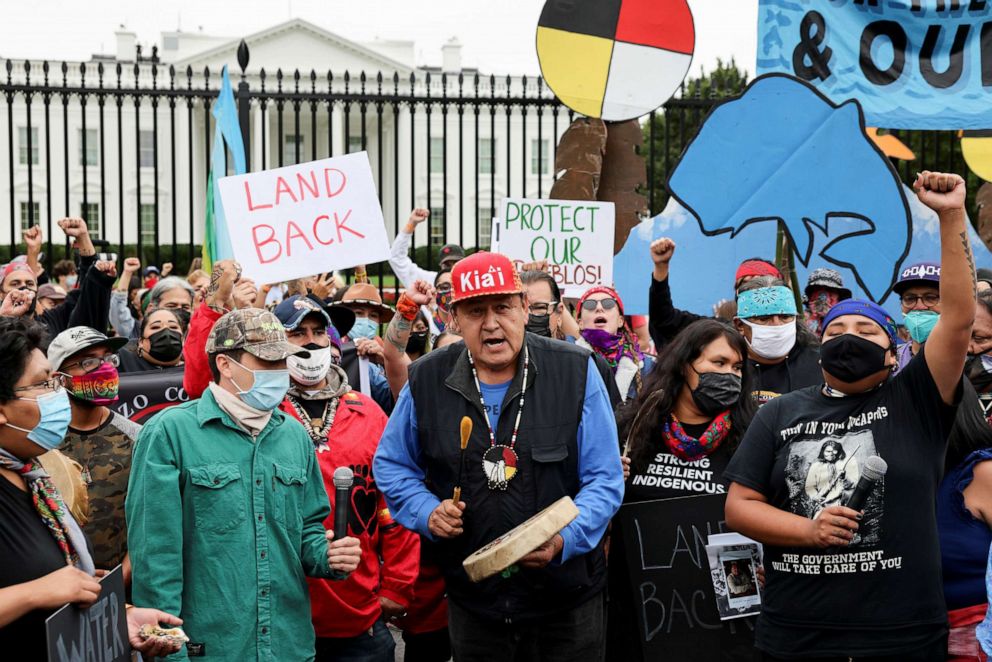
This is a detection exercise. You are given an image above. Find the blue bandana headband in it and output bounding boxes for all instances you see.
[736,286,797,319]
[820,299,897,342]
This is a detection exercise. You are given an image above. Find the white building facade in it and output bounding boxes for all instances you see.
[0,19,571,259]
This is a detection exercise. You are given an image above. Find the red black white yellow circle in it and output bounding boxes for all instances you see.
[536,0,695,122]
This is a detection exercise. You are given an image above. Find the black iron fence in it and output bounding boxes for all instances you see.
[1,42,984,291]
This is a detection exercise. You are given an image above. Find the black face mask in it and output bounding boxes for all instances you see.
[691,371,742,416]
[146,328,183,363]
[174,308,192,330]
[525,313,552,338]
[820,334,890,384]
[407,331,428,355]
[966,351,992,391]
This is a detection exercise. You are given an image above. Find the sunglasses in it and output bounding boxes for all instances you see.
[580,298,618,312]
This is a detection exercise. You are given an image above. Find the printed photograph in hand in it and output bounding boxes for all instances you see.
[723,559,757,600]
[784,430,883,547]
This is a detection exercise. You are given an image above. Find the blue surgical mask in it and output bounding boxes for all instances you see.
[66,275,78,288]
[228,357,290,411]
[349,317,379,340]
[6,389,72,451]
[903,310,939,344]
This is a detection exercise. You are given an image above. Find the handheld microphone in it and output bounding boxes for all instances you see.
[844,456,887,512]
[332,467,354,542]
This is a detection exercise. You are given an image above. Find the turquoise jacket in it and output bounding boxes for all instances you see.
[126,388,336,661]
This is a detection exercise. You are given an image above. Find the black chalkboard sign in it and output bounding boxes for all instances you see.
[46,565,129,662]
[616,493,756,661]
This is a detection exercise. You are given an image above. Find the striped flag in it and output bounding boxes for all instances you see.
[202,65,246,273]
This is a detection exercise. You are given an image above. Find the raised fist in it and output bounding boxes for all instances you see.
[407,279,434,307]
[650,238,676,265]
[57,217,89,238]
[914,170,966,214]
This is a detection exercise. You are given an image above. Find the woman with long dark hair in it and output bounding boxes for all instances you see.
[607,319,758,660]
[618,318,757,494]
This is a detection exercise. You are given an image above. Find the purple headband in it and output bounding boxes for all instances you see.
[821,299,897,342]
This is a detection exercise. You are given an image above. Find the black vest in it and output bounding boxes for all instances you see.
[408,334,607,623]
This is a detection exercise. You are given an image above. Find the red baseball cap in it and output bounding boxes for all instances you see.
[450,252,522,305]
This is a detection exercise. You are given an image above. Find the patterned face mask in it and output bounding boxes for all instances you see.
[64,362,120,406]
[436,289,453,313]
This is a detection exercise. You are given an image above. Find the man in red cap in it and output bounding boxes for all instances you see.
[374,251,624,662]
[647,236,785,348]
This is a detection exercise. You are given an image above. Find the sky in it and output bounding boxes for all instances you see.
[0,0,760,79]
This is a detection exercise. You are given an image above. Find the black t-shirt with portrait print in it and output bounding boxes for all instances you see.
[724,348,958,659]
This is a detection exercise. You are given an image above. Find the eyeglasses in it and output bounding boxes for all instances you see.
[13,378,64,394]
[580,298,618,312]
[61,354,120,373]
[900,293,940,307]
[528,301,559,315]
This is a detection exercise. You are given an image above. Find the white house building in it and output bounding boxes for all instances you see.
[0,18,569,258]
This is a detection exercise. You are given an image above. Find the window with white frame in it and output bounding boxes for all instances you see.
[479,138,495,175]
[19,202,39,231]
[139,131,155,168]
[430,208,446,246]
[80,203,99,237]
[139,204,156,244]
[430,138,444,174]
[18,127,39,166]
[531,139,549,175]
[79,129,98,166]
[283,134,304,165]
[477,207,496,249]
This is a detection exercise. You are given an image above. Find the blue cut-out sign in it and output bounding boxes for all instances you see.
[667,73,911,304]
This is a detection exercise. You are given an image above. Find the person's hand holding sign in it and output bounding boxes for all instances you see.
[355,338,385,365]
[232,278,258,310]
[29,565,102,609]
[206,260,239,313]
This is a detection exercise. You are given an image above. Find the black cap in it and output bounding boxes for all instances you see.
[439,244,465,266]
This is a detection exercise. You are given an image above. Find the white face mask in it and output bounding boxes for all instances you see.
[740,319,797,360]
[288,346,332,386]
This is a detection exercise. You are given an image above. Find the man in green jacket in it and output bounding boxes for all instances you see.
[127,308,362,661]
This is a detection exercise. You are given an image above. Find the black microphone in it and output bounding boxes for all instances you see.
[332,467,354,542]
[844,456,887,512]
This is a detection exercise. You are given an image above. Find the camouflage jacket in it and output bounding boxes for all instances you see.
[61,411,142,570]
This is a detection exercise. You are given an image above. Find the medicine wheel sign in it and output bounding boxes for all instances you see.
[536,0,695,122]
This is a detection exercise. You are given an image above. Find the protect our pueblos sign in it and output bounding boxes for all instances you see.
[492,197,615,297]
[217,152,391,284]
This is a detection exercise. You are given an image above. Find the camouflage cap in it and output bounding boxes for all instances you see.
[205,308,310,361]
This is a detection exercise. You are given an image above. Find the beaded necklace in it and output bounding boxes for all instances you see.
[288,395,341,445]
[467,345,529,490]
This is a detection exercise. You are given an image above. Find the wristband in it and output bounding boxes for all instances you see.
[396,293,420,321]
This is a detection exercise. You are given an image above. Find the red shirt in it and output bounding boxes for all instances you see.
[281,391,420,638]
